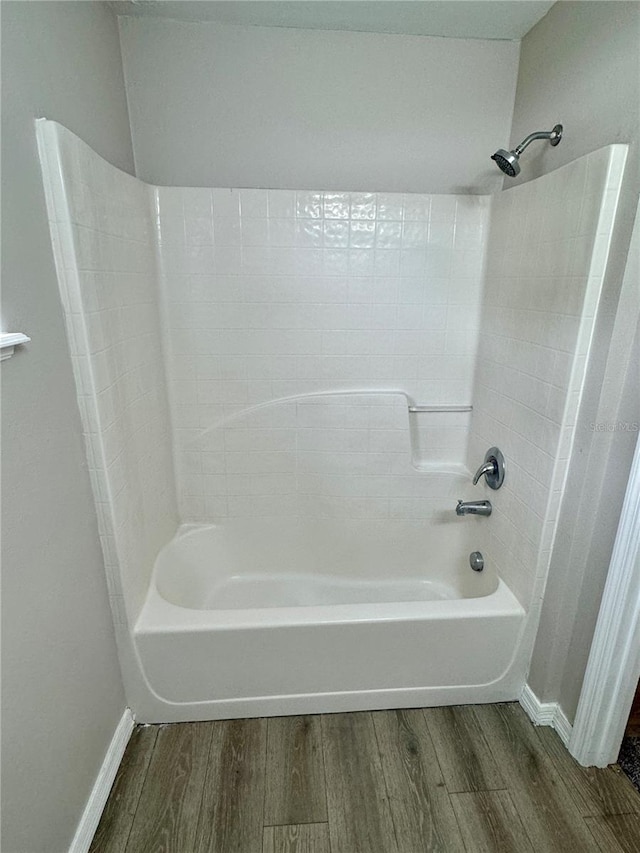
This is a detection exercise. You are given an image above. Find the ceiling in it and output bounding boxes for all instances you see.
[109,1,556,41]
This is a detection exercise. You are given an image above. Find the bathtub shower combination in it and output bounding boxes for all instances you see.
[37,121,627,722]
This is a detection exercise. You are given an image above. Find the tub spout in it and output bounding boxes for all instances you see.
[456,500,492,517]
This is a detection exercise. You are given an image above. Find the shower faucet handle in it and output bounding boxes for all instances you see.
[473,459,497,485]
[472,447,506,490]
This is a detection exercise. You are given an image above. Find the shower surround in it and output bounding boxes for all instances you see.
[37,120,626,721]
[156,184,487,522]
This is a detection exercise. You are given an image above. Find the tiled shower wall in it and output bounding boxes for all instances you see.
[40,121,625,623]
[160,391,476,521]
[38,122,178,623]
[467,145,627,609]
[155,188,489,520]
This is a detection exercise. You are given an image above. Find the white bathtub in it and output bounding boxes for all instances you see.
[133,518,526,721]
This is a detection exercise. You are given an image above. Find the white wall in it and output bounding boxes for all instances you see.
[156,186,488,521]
[118,17,520,194]
[508,1,639,188]
[1,3,132,851]
[511,1,640,722]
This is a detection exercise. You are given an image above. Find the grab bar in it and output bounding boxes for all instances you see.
[408,405,472,413]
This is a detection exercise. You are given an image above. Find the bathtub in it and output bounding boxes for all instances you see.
[134,518,526,721]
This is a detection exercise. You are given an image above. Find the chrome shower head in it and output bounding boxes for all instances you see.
[491,124,563,178]
[491,149,520,177]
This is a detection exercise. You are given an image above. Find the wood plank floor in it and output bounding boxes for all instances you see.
[90,703,640,853]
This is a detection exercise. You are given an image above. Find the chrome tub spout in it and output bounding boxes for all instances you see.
[456,500,492,517]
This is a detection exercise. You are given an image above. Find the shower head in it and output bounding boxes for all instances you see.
[492,149,520,177]
[491,124,563,178]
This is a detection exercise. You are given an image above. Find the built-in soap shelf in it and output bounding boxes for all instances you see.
[407,403,473,470]
[0,333,30,361]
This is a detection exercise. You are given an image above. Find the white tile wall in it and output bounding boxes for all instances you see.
[38,122,178,621]
[467,146,627,608]
[172,391,472,521]
[155,187,488,519]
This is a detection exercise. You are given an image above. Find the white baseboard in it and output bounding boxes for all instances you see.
[520,683,573,747]
[68,708,135,853]
[553,705,573,745]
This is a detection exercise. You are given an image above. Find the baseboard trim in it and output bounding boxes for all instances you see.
[68,708,135,853]
[520,683,573,746]
[553,705,573,745]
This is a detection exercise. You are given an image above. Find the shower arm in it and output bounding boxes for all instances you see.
[514,127,562,156]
